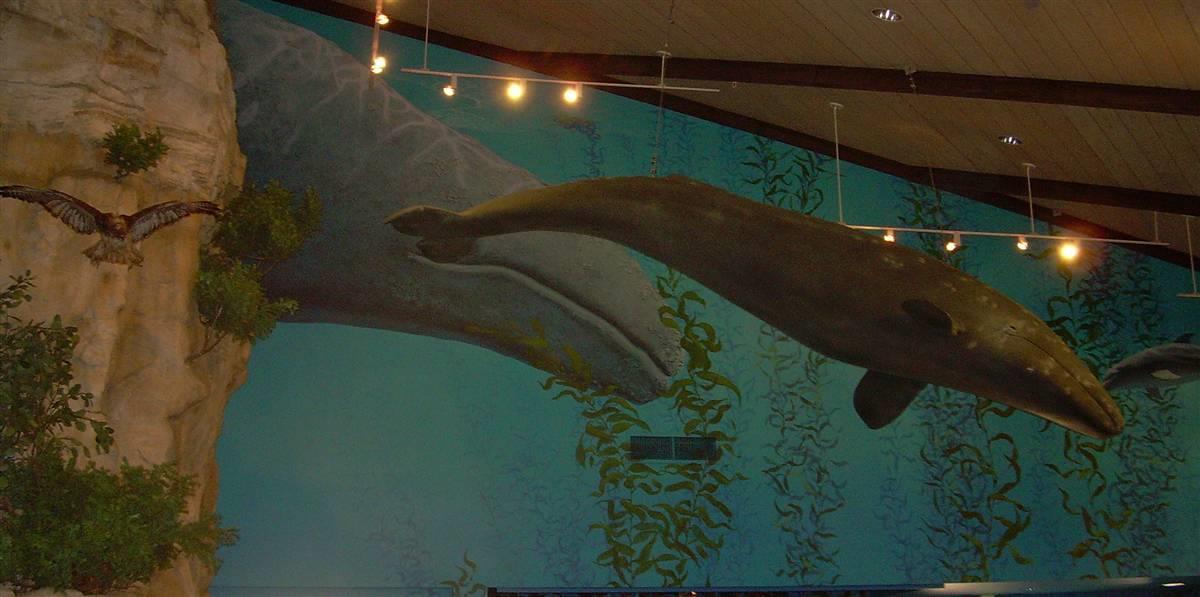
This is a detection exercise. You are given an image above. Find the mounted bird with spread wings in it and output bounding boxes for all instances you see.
[1,184,221,266]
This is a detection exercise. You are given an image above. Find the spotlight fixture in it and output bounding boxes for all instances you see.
[999,134,1023,146]
[945,233,960,253]
[1162,582,1185,587]
[442,75,457,97]
[872,8,902,22]
[375,13,389,25]
[1016,236,1029,251]
[883,229,896,242]
[1058,240,1080,262]
[563,83,581,104]
[506,80,526,101]
[370,55,387,74]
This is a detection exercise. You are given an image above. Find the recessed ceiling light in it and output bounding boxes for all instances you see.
[999,134,1023,145]
[872,8,902,22]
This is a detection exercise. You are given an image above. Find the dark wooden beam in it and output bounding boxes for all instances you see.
[265,0,1197,269]
[509,54,1200,117]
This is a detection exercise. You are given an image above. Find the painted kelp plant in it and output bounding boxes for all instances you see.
[741,137,847,583]
[1035,245,1186,577]
[884,182,1032,582]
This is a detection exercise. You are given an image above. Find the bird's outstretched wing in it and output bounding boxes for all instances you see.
[0,184,104,234]
[127,200,221,241]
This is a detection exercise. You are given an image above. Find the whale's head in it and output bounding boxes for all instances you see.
[909,292,1125,439]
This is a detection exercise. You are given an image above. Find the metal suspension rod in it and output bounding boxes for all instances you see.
[830,102,844,224]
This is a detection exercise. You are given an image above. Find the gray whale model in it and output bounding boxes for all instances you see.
[217,1,681,398]
[388,176,1125,438]
[1102,334,1200,390]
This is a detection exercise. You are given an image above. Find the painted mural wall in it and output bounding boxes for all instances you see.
[212,0,1200,590]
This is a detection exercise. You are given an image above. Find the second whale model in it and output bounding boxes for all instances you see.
[388,175,1125,439]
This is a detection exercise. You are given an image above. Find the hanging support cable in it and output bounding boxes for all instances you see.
[650,49,670,177]
[830,102,844,224]
[1022,162,1037,234]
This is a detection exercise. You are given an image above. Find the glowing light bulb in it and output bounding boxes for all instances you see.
[945,233,960,253]
[443,75,457,97]
[371,55,387,74]
[563,83,581,104]
[1016,236,1029,251]
[1059,240,1080,262]
[506,80,525,101]
[375,13,389,25]
[882,229,895,242]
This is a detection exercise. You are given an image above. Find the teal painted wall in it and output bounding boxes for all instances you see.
[214,1,1200,590]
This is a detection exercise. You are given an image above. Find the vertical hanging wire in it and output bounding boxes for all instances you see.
[423,0,432,70]
[1187,216,1198,295]
[829,102,844,224]
[371,0,383,70]
[1023,162,1037,234]
[649,0,676,177]
[1153,211,1161,243]
[650,50,669,176]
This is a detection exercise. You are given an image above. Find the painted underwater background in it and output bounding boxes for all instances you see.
[213,0,1200,590]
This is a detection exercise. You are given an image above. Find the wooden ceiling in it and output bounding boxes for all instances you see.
[284,0,1200,265]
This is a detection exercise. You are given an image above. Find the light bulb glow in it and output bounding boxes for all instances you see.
[945,233,960,253]
[1059,241,1080,262]
[872,8,902,22]
[443,75,457,97]
[371,55,387,74]
[375,13,389,25]
[1162,582,1185,587]
[1016,236,1029,251]
[883,229,896,242]
[563,83,581,104]
[506,80,525,100]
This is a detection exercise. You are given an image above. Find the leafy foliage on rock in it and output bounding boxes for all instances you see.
[0,272,236,594]
[100,123,169,180]
[193,181,320,358]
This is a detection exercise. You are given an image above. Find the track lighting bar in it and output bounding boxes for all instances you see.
[845,224,1169,247]
[398,67,721,94]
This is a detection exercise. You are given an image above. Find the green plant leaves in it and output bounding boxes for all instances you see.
[101,123,169,180]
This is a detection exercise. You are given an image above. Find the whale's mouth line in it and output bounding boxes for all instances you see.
[1007,331,1117,433]
[405,252,675,383]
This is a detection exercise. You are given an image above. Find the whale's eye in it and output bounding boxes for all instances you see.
[1003,323,1019,335]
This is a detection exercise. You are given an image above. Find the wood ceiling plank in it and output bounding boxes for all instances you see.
[682,1,764,60]
[1112,0,1194,89]
[1117,112,1193,194]
[763,0,857,65]
[1068,107,1159,192]
[1054,106,1143,188]
[1038,1,1122,83]
[1148,1,1200,89]
[988,0,1094,82]
[1071,0,1158,86]
[940,0,1031,77]
[801,0,916,69]
[1021,103,1114,188]
[891,0,988,74]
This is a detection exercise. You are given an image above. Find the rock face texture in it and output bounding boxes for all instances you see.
[218,0,682,399]
[0,1,246,594]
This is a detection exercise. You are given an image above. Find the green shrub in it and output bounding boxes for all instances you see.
[100,123,169,180]
[1,457,237,594]
[192,181,320,358]
[196,253,297,343]
[0,271,237,594]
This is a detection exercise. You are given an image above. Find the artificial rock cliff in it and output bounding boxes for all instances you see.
[0,1,246,594]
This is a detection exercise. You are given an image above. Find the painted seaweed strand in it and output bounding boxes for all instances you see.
[896,182,1032,581]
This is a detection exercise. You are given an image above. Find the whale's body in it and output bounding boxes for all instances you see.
[1103,336,1200,390]
[389,176,1124,438]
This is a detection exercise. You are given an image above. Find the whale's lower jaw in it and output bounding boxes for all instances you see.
[269,254,679,401]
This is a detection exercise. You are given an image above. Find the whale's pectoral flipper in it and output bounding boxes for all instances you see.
[386,205,462,236]
[854,370,927,429]
[902,299,959,336]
